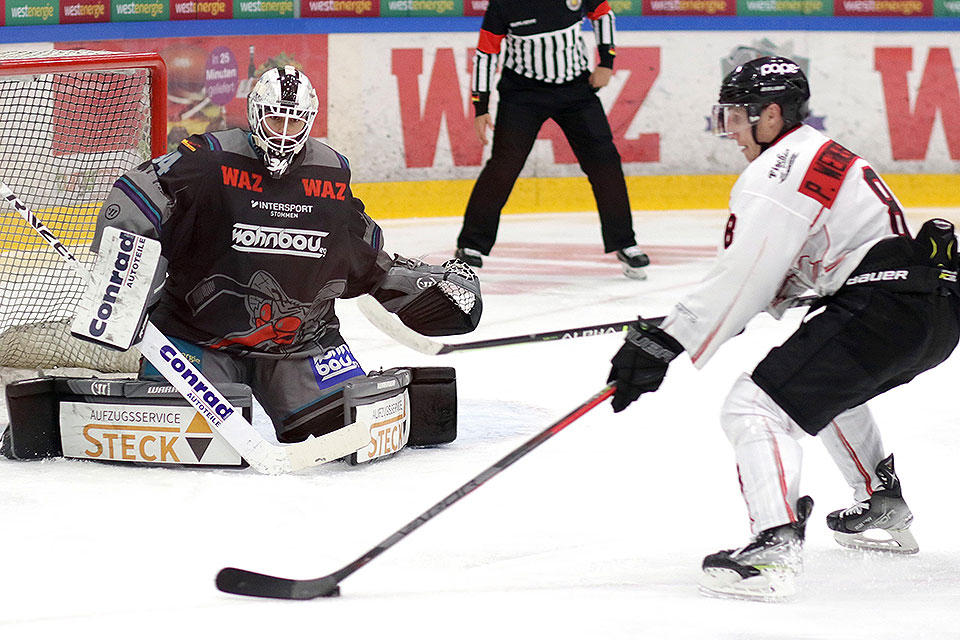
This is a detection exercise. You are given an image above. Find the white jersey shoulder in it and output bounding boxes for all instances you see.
[662,124,902,367]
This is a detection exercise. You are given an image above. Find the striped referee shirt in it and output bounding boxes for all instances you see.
[472,0,616,115]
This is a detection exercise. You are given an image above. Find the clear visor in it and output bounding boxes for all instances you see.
[712,103,761,138]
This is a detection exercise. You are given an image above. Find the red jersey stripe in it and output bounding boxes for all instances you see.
[587,0,612,19]
[477,29,505,55]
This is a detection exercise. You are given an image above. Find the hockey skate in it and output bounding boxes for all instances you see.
[615,246,649,280]
[454,247,483,268]
[826,454,918,554]
[699,496,813,602]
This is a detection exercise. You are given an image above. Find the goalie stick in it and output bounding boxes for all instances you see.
[0,180,367,475]
[356,294,818,356]
[216,383,616,599]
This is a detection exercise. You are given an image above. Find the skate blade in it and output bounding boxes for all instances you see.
[833,529,919,554]
[698,567,796,603]
[622,266,648,281]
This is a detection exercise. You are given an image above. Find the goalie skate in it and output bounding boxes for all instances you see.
[699,496,813,602]
[827,454,918,554]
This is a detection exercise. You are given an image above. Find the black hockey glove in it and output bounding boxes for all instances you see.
[607,319,683,413]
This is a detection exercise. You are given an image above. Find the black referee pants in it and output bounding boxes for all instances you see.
[457,70,636,255]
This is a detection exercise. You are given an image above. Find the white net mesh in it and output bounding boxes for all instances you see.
[0,49,162,372]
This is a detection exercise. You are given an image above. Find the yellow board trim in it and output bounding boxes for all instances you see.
[4,174,960,253]
[351,174,960,219]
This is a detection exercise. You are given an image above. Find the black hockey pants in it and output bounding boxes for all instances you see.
[457,70,636,255]
[753,282,960,435]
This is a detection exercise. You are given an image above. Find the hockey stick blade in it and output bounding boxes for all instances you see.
[0,180,367,474]
[358,294,819,356]
[215,384,615,599]
[216,568,340,599]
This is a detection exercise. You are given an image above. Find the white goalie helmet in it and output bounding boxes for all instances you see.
[247,66,319,178]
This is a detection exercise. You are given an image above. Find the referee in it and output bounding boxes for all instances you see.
[454,0,649,280]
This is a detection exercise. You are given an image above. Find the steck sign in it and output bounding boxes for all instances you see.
[59,402,243,465]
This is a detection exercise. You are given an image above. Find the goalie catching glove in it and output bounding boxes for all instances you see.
[608,319,683,413]
[373,256,482,336]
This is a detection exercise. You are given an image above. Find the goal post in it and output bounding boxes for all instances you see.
[0,49,167,373]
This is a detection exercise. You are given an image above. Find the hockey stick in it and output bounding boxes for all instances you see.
[0,181,367,474]
[356,295,640,355]
[216,383,616,599]
[357,295,818,356]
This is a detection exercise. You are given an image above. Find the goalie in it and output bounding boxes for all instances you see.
[87,66,482,445]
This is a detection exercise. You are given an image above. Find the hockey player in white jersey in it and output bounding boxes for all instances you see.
[606,56,960,601]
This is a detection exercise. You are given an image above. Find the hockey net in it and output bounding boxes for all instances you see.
[0,49,167,381]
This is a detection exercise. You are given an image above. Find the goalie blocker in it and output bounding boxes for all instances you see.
[71,226,166,352]
[2,367,458,468]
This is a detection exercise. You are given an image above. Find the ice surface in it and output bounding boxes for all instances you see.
[2,210,959,639]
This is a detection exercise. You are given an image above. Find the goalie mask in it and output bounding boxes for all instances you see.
[247,66,319,178]
[712,56,810,142]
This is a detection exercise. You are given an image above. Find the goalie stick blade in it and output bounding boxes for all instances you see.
[216,568,341,600]
[357,295,444,355]
[358,294,642,355]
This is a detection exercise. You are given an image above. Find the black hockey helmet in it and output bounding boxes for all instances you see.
[717,56,810,127]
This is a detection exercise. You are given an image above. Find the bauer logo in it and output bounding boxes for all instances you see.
[311,344,363,389]
[58,402,242,466]
[845,269,909,285]
[232,223,328,259]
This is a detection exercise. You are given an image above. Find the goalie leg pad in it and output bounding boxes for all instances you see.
[342,367,458,463]
[4,377,252,467]
[344,368,412,465]
[406,367,457,446]
[4,378,61,460]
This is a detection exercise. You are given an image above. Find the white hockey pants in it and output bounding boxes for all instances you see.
[720,373,886,534]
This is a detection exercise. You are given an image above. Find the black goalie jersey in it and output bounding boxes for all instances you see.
[92,129,395,358]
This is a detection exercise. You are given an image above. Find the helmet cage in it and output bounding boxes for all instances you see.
[251,101,313,158]
[247,66,319,178]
